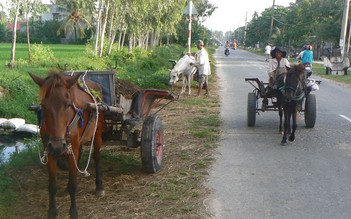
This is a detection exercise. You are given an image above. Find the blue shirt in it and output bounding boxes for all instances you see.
[301,50,313,64]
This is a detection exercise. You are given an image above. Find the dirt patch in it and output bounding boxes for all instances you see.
[4,76,220,218]
[115,79,142,103]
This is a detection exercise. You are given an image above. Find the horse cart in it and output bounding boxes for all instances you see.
[30,70,176,173]
[245,77,320,128]
[323,48,350,75]
[323,56,350,75]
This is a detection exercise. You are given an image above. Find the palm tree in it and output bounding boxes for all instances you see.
[55,0,93,43]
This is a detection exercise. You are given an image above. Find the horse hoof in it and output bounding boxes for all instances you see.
[289,136,295,142]
[97,190,105,197]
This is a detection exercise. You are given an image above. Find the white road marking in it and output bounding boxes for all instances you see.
[339,114,351,123]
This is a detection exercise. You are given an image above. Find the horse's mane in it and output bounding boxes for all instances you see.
[39,70,68,101]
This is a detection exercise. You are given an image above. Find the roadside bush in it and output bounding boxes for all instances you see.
[0,70,37,123]
[31,43,56,65]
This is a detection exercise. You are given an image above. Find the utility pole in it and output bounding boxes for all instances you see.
[183,0,198,53]
[268,0,275,43]
[244,11,247,45]
[340,0,350,59]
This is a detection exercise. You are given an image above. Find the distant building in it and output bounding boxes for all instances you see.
[40,4,70,22]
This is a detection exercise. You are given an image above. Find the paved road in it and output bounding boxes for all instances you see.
[207,48,351,219]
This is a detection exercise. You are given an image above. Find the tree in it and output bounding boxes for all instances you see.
[22,0,47,63]
[54,0,94,43]
[8,0,20,68]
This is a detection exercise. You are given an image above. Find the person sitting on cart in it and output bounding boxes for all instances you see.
[262,46,291,111]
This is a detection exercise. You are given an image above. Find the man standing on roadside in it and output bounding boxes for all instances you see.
[264,43,272,61]
[191,40,211,96]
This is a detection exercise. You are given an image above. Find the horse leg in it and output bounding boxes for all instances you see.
[281,107,288,144]
[93,134,105,197]
[47,156,58,219]
[77,145,83,163]
[67,146,79,219]
[278,105,283,134]
[181,77,186,94]
[289,104,297,142]
[187,75,191,95]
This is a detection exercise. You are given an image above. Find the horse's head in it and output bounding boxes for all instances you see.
[29,71,83,156]
[283,64,305,102]
[168,54,195,86]
[168,68,180,86]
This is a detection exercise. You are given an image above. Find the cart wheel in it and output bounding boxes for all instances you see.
[141,115,164,173]
[304,94,316,128]
[247,92,257,127]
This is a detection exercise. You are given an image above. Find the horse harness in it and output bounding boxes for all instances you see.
[37,102,97,148]
[279,76,306,101]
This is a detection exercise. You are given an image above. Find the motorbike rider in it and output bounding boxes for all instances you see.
[301,45,313,77]
[224,41,230,55]
[296,44,313,78]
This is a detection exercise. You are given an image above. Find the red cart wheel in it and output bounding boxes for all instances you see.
[141,115,164,173]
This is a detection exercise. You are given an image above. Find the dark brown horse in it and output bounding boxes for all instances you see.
[280,64,306,144]
[29,70,105,219]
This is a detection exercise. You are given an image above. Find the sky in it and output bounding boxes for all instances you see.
[203,0,295,32]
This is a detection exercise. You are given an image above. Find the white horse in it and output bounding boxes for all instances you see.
[168,54,197,95]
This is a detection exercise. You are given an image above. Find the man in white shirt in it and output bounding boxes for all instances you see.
[191,40,211,96]
[264,43,272,61]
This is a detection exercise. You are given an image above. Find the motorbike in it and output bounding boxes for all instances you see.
[304,63,313,78]
[225,47,230,56]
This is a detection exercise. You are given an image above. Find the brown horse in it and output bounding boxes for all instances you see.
[280,64,306,144]
[29,70,105,219]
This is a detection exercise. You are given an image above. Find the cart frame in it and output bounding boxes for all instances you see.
[245,77,320,128]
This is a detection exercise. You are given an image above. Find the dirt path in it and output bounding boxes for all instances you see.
[6,76,220,218]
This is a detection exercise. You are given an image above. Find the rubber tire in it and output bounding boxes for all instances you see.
[141,115,164,173]
[247,93,257,127]
[304,94,316,128]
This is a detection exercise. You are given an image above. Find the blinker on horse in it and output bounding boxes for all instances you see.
[29,70,105,219]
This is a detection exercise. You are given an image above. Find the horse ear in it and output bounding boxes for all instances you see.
[28,72,45,87]
[66,72,83,88]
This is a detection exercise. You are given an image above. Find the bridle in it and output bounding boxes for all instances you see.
[280,76,306,101]
[40,100,95,153]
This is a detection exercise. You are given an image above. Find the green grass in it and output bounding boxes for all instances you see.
[311,62,351,84]
[0,137,40,210]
